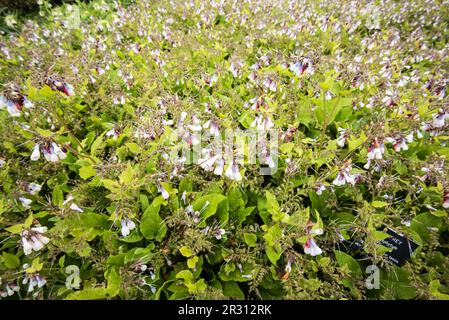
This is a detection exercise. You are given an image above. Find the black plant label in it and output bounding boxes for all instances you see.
[342,226,419,266]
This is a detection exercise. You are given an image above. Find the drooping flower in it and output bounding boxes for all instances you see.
[113,95,126,105]
[303,238,322,256]
[156,181,170,199]
[0,86,34,117]
[120,218,136,237]
[285,259,292,273]
[203,120,220,137]
[22,268,46,293]
[46,75,75,96]
[364,138,385,169]
[19,197,32,209]
[30,144,40,161]
[27,183,42,195]
[213,228,226,240]
[432,109,449,128]
[106,127,121,140]
[248,71,257,82]
[229,62,241,77]
[315,182,326,195]
[385,134,413,152]
[289,59,312,76]
[199,149,219,172]
[62,195,83,212]
[333,161,358,186]
[336,128,348,147]
[70,203,84,213]
[213,157,225,176]
[263,78,277,92]
[0,283,20,298]
[251,114,274,131]
[21,226,50,255]
[62,82,75,96]
[225,160,242,181]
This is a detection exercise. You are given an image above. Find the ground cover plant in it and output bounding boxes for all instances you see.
[0,0,449,300]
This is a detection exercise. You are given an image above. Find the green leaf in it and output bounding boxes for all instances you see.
[187,256,199,269]
[2,252,20,269]
[126,142,141,154]
[52,185,64,207]
[243,233,257,247]
[192,193,226,227]
[429,280,449,300]
[179,246,193,257]
[222,281,244,299]
[265,244,282,265]
[5,224,24,234]
[334,250,362,277]
[372,201,388,208]
[79,165,96,180]
[140,201,167,241]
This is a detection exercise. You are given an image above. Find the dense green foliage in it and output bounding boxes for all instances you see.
[0,0,449,300]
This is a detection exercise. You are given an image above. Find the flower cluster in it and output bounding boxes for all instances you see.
[30,142,67,162]
[21,226,50,255]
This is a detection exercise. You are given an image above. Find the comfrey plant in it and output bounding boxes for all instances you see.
[0,0,449,301]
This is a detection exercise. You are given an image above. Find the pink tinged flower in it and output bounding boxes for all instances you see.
[225,160,242,181]
[6,100,21,117]
[62,83,75,96]
[157,182,170,199]
[21,227,49,255]
[30,144,41,161]
[36,275,46,288]
[263,78,276,92]
[214,157,225,176]
[251,115,261,128]
[25,274,46,293]
[304,238,322,256]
